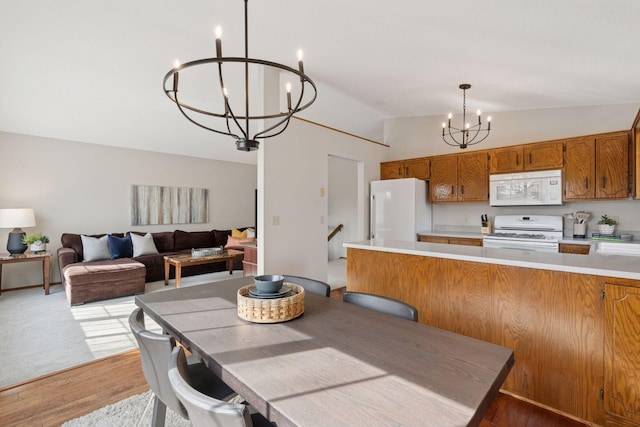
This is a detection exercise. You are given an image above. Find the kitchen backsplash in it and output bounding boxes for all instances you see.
[433,199,640,239]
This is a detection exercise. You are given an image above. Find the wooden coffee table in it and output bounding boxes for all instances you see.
[164,249,243,288]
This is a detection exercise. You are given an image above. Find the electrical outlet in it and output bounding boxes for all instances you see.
[272,216,280,226]
[464,215,469,224]
[612,216,619,224]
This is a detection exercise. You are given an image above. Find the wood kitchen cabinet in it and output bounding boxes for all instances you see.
[523,141,564,170]
[564,133,629,200]
[430,152,488,202]
[489,146,524,174]
[419,235,483,246]
[429,155,458,202]
[380,157,430,180]
[489,141,562,173]
[604,282,640,426]
[559,243,591,255]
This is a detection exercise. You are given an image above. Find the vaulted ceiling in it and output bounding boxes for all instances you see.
[2,0,639,164]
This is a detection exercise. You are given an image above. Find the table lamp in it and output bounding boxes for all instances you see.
[0,208,36,254]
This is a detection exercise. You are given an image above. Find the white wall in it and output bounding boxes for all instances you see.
[259,119,385,282]
[328,155,358,260]
[0,131,257,289]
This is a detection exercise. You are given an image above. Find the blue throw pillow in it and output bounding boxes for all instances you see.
[108,234,133,259]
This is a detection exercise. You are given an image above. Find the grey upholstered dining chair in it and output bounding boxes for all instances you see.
[168,346,274,427]
[343,291,419,321]
[129,308,236,427]
[283,275,331,297]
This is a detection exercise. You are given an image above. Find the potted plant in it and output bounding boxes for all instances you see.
[597,215,617,235]
[22,232,50,253]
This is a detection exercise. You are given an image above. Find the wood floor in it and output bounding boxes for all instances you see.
[0,286,586,427]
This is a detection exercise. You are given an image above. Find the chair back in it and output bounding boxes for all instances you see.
[128,308,187,418]
[168,346,253,427]
[343,291,418,321]
[283,275,331,297]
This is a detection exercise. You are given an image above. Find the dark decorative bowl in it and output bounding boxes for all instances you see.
[254,274,285,293]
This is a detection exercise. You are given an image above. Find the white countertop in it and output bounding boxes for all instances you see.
[345,239,640,280]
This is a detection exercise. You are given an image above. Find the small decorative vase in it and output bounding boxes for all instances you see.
[598,224,615,235]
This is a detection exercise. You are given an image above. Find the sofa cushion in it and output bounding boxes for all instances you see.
[108,234,133,259]
[225,236,255,250]
[151,231,174,252]
[174,230,215,250]
[130,232,159,257]
[232,228,248,238]
[213,229,231,247]
[62,233,124,261]
[129,231,174,252]
[81,235,111,262]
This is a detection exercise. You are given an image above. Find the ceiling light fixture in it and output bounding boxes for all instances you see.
[163,0,317,152]
[442,84,491,149]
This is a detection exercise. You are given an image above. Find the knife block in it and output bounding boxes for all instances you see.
[481,221,491,235]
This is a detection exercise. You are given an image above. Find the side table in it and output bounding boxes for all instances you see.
[0,252,51,295]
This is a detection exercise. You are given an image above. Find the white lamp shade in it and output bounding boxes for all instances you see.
[0,208,36,228]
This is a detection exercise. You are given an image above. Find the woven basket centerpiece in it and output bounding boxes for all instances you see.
[237,283,305,323]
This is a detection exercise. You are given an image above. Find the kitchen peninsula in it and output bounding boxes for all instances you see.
[345,239,640,426]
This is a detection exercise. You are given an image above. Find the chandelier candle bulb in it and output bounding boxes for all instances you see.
[286,82,292,110]
[215,26,222,57]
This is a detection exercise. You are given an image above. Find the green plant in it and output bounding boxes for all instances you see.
[597,215,617,226]
[22,232,50,245]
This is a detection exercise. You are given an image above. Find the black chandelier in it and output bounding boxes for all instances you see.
[163,0,317,152]
[441,84,491,149]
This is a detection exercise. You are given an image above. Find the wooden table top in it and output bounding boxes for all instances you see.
[136,277,514,427]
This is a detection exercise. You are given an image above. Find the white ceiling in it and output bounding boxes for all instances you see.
[2,0,640,165]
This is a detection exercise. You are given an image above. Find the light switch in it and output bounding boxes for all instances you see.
[320,187,325,197]
[272,216,280,226]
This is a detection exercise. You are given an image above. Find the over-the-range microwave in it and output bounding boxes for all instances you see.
[489,170,562,206]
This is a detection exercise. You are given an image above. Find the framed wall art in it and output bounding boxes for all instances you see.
[131,185,209,225]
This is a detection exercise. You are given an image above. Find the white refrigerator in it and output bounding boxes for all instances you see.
[370,178,432,241]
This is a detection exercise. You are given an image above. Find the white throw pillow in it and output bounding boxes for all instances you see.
[130,232,159,257]
[81,235,111,262]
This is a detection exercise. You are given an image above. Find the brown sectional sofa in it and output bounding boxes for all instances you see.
[57,229,249,305]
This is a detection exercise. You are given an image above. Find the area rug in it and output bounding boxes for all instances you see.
[61,390,190,427]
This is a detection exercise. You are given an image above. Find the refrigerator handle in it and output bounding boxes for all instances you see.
[370,194,375,239]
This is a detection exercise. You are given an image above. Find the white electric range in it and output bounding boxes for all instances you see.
[482,215,563,253]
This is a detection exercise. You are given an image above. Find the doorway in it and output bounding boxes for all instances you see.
[327,155,359,288]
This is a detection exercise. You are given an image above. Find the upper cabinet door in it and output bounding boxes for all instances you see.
[404,158,430,179]
[596,134,629,199]
[430,156,458,202]
[489,146,524,174]
[564,137,596,200]
[523,141,564,171]
[380,161,404,180]
[458,151,489,202]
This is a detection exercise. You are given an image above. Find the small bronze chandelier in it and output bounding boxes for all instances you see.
[441,84,491,149]
[163,0,317,152]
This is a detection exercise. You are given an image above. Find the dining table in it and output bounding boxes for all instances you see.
[135,276,514,427]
